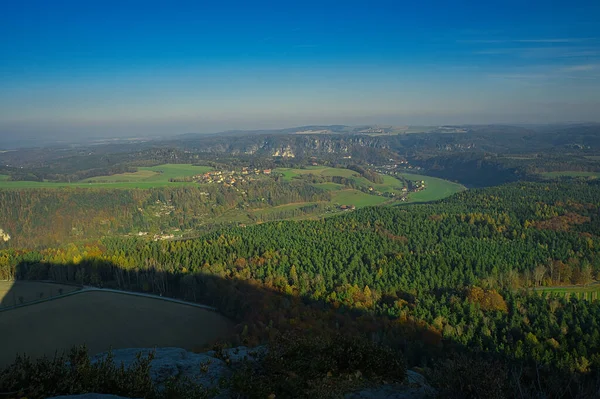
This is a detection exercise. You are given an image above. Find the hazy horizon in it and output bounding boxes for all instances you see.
[1,0,600,141]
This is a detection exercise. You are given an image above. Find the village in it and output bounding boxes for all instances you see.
[193,167,272,187]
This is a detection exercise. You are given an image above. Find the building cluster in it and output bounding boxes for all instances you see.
[377,159,415,171]
[194,168,272,186]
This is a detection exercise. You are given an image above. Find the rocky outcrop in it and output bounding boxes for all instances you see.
[48,347,433,399]
[93,346,263,393]
[344,371,437,399]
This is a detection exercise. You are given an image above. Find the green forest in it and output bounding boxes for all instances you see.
[3,124,600,397]
[3,180,600,396]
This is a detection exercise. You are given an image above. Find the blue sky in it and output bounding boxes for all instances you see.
[1,0,599,139]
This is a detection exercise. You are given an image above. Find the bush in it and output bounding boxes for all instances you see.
[230,332,406,398]
[430,353,511,399]
[0,345,154,398]
[0,345,211,399]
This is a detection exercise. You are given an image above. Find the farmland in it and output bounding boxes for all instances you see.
[0,290,233,367]
[397,173,466,203]
[0,164,213,189]
[330,189,389,207]
[274,167,465,210]
[275,166,406,195]
[277,166,357,181]
[0,280,80,308]
[536,283,600,301]
[274,166,404,208]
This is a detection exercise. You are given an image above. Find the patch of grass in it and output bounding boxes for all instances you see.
[0,164,213,189]
[399,173,465,203]
[252,202,319,217]
[81,169,160,182]
[274,167,405,194]
[276,166,356,181]
[0,290,233,367]
[331,190,389,208]
[0,174,9,181]
[537,283,600,300]
[275,167,462,208]
[139,164,213,181]
[313,182,345,191]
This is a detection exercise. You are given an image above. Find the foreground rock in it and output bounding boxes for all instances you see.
[345,371,437,399]
[94,346,263,392]
[48,347,433,399]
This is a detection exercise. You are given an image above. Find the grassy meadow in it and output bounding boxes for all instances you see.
[536,283,600,301]
[275,166,406,194]
[330,190,389,207]
[275,167,464,208]
[275,166,402,208]
[398,173,466,203]
[0,164,213,189]
[0,290,233,367]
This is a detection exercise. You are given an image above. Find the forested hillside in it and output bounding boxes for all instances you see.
[3,181,600,395]
[0,181,330,247]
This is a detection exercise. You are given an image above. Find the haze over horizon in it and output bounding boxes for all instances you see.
[1,0,600,141]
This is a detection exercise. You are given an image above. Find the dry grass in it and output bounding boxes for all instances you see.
[0,290,234,367]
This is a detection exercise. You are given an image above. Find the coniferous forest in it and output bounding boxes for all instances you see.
[3,179,600,397]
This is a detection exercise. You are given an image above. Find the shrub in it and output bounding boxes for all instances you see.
[0,345,155,399]
[230,332,406,399]
[430,353,511,399]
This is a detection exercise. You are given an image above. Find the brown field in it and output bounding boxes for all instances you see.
[0,280,80,308]
[0,291,234,367]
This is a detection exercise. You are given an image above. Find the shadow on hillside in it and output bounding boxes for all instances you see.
[0,260,591,396]
[1,260,453,363]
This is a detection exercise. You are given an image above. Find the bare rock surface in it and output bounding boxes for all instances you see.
[344,370,437,399]
[92,346,263,391]
[48,346,429,399]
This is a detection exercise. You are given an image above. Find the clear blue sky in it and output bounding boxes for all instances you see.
[1,0,599,140]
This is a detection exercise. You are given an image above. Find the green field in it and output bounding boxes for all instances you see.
[277,166,356,181]
[82,169,159,182]
[0,280,80,308]
[275,166,405,194]
[275,167,463,206]
[537,283,600,301]
[0,290,233,367]
[275,166,401,208]
[0,164,213,189]
[251,202,320,217]
[0,174,9,181]
[399,173,466,202]
[330,190,389,207]
[541,171,599,179]
[313,182,345,191]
